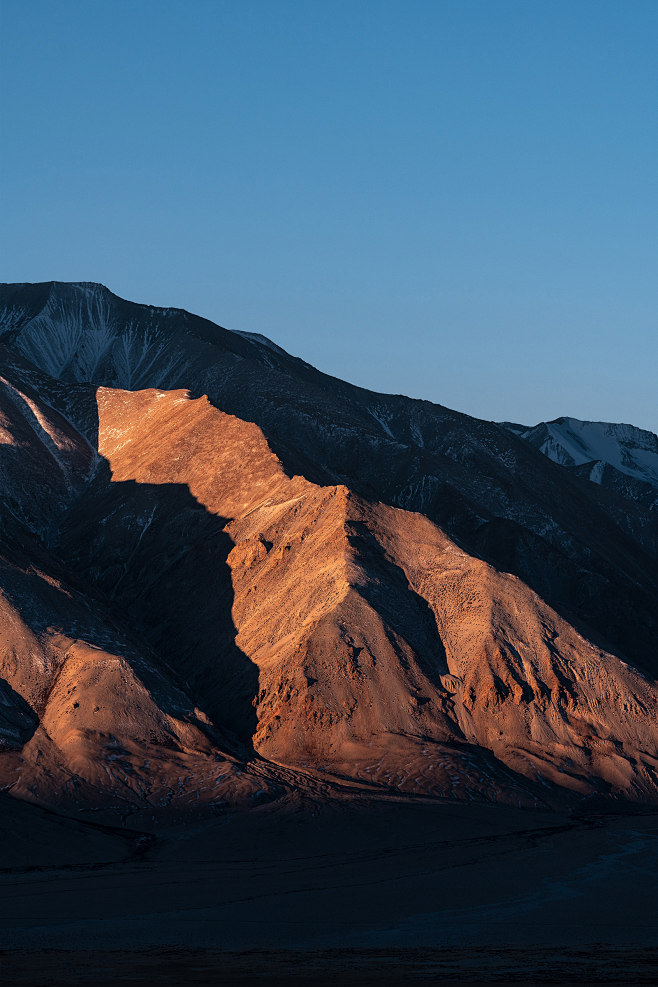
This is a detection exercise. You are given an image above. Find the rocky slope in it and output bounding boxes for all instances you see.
[504,416,658,512]
[0,280,657,815]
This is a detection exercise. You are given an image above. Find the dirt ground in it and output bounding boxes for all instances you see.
[0,793,656,984]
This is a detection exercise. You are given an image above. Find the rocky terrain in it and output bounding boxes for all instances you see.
[504,416,658,512]
[0,280,657,819]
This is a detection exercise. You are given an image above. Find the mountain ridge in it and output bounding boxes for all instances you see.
[503,416,658,512]
[0,281,656,817]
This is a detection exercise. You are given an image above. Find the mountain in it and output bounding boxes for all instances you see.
[503,416,658,512]
[0,280,657,818]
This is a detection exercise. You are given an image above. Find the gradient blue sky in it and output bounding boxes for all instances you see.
[1,0,656,431]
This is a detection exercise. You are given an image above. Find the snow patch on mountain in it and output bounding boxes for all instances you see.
[368,406,395,439]
[16,286,116,380]
[508,417,658,491]
[232,329,289,357]
[111,325,189,389]
[0,304,27,335]
[13,283,190,389]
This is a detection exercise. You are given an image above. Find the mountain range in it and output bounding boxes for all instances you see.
[0,280,657,822]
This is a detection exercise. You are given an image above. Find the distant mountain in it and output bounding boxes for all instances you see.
[503,417,658,512]
[0,281,657,818]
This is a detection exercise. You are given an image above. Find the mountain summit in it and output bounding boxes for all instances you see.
[0,281,657,817]
[503,416,658,512]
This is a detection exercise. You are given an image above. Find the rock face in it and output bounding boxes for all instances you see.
[0,280,657,815]
[503,416,658,512]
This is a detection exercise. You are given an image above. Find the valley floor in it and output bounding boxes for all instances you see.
[0,793,656,984]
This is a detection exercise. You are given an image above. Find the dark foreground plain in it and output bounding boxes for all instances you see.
[0,792,656,985]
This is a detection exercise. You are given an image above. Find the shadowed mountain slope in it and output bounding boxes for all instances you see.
[504,416,658,513]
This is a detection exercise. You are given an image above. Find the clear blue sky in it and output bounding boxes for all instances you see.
[1,0,656,431]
